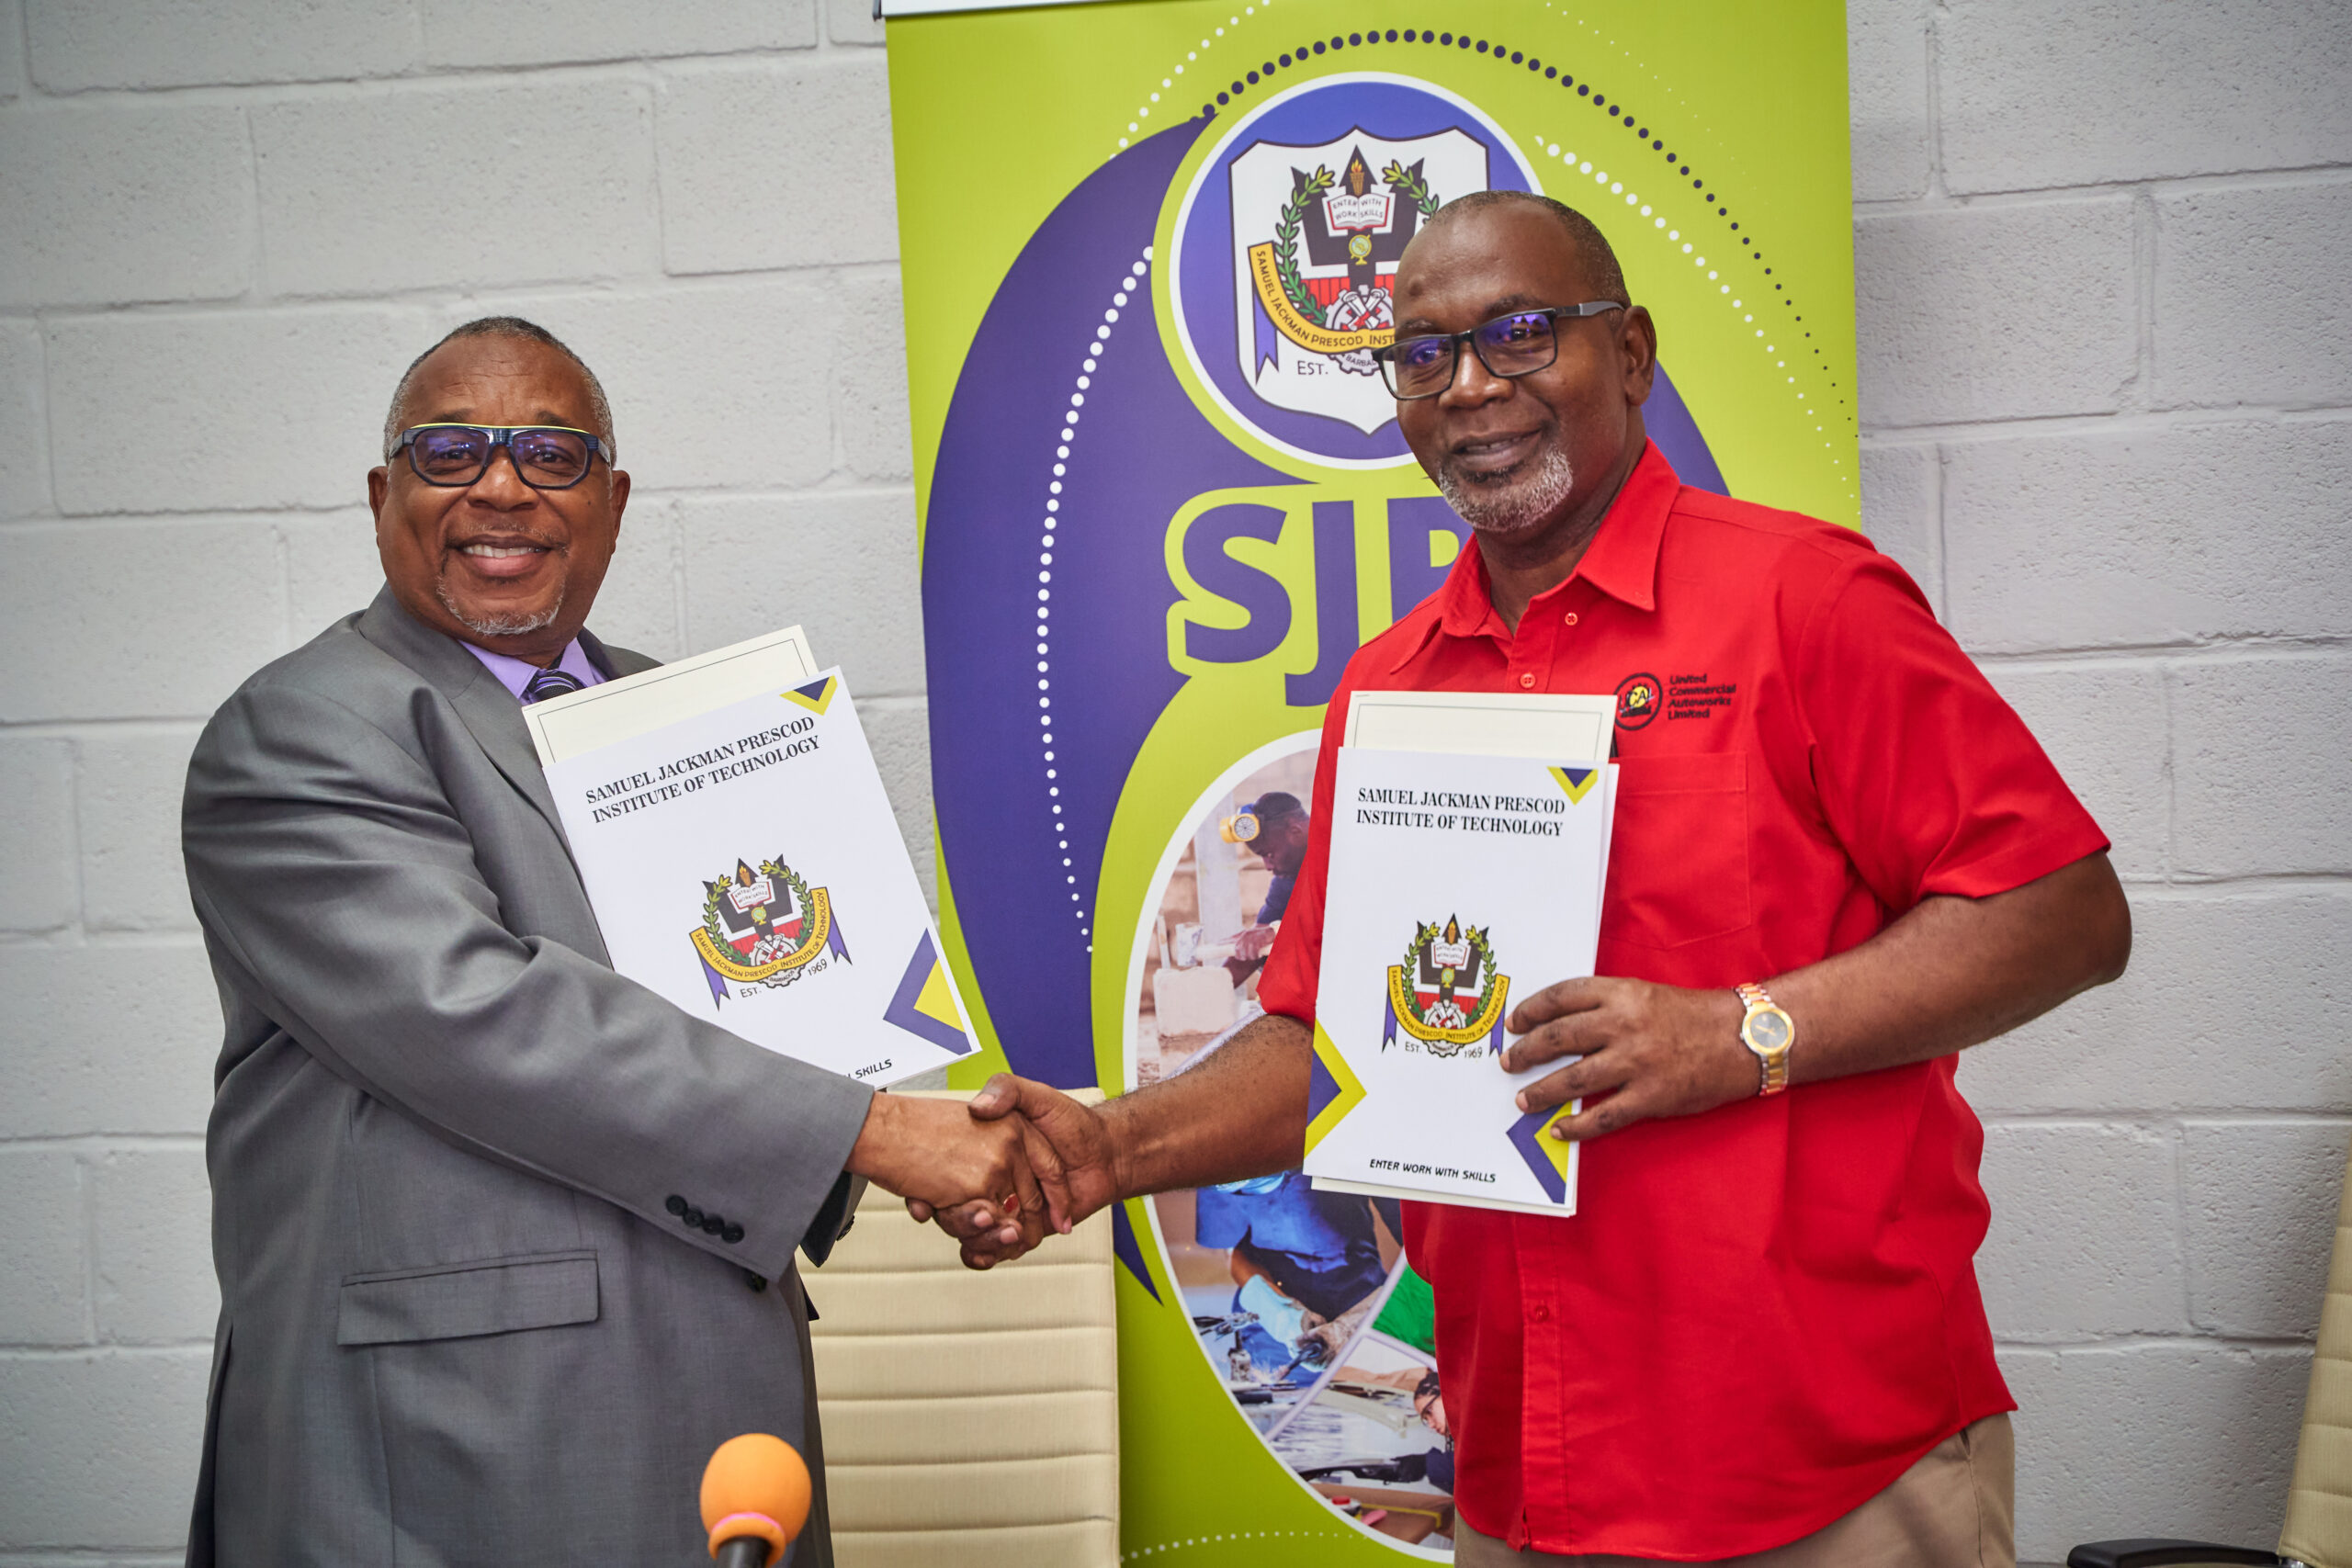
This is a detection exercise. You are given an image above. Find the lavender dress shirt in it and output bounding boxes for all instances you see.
[461,637,605,702]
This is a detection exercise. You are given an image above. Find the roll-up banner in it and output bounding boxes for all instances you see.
[884,3,1855,1556]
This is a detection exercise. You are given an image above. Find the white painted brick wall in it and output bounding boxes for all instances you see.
[0,0,22,100]
[2183,1122,2352,1339]
[2173,655,2352,877]
[1859,0,2352,1555]
[253,81,660,297]
[675,491,927,695]
[414,0,818,70]
[2154,177,2352,412]
[1976,1123,2187,1339]
[452,280,842,490]
[0,104,253,308]
[2000,1344,2314,1555]
[88,1149,218,1347]
[1942,422,2352,652]
[0,321,47,519]
[657,57,899,274]
[44,308,428,513]
[24,0,413,89]
[0,4,2342,1562]
[0,1148,86,1346]
[0,737,74,933]
[1855,197,2139,425]
[77,729,203,935]
[0,1351,214,1551]
[1936,0,2352,193]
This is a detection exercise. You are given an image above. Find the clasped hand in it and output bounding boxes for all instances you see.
[893,976,1758,1269]
[901,1076,1119,1269]
[845,1091,1075,1256]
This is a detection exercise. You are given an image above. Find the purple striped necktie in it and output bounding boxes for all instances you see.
[522,665,586,705]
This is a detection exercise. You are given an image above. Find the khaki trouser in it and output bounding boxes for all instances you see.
[1454,1414,2015,1568]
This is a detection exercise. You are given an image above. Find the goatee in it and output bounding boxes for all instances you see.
[438,577,562,639]
[1438,445,1576,537]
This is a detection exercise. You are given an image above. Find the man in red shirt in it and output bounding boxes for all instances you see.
[933,193,2132,1564]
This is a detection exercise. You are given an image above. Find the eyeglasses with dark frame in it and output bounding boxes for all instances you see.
[388,423,615,491]
[1371,302,1627,400]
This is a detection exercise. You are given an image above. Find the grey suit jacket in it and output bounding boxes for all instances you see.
[181,588,876,1566]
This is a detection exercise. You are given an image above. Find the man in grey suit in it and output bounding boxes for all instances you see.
[181,318,1048,1564]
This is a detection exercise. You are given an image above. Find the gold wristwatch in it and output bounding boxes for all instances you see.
[1735,981,1793,1097]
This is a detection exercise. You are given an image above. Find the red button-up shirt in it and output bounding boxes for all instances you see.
[1258,443,2107,1558]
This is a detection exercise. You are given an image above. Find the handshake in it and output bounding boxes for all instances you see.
[843,1075,1123,1269]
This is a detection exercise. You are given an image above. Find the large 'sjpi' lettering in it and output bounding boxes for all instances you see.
[1165,487,1470,706]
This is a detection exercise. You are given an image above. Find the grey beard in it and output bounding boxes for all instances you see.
[1438,445,1577,536]
[437,577,561,639]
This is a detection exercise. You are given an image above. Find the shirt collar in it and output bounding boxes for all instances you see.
[461,637,604,704]
[1392,439,1679,671]
[1571,439,1678,614]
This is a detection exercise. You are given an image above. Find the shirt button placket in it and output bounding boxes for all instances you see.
[1510,600,1575,694]
[1518,1219,1572,1540]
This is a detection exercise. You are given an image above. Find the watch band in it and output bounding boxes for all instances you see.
[1735,981,1793,1097]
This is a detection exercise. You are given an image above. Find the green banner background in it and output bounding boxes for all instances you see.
[887,5,1855,1557]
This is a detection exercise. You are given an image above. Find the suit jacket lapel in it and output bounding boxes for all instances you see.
[578,627,659,681]
[355,587,577,866]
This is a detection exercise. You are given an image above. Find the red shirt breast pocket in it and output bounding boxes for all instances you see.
[1600,750,1753,950]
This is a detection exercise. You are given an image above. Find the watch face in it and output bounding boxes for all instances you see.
[1745,1009,1792,1053]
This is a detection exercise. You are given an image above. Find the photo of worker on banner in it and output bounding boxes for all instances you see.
[1133,742,1459,1554]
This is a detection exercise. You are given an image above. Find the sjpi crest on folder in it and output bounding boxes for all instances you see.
[541,657,977,1087]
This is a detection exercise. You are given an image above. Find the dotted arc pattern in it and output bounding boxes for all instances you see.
[1036,246,1159,952]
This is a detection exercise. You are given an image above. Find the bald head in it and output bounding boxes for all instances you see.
[384,317,613,458]
[1416,190,1629,308]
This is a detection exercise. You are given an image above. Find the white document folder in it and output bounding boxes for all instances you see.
[1306,690,1620,1217]
[539,658,978,1088]
[522,626,819,766]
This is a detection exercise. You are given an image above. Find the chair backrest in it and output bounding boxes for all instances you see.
[2282,1130,2352,1568]
[808,1126,1118,1568]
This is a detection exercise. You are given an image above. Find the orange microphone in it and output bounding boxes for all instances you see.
[700,1433,811,1568]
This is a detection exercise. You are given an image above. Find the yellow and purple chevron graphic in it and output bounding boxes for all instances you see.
[881,929,973,1055]
[1548,764,1602,805]
[782,675,838,715]
[1505,1100,1580,1205]
[1302,1021,1367,1155]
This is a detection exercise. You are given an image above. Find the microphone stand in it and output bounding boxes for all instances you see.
[713,1537,773,1568]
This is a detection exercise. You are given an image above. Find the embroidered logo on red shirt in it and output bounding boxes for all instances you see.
[1615,671,1662,730]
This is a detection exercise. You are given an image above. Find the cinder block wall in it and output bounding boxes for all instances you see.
[0,2,2343,1561]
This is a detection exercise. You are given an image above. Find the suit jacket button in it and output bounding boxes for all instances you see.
[701,1213,725,1235]
[665,1194,688,1216]
[744,1270,768,1292]
[722,1223,745,1245]
[683,1206,706,1228]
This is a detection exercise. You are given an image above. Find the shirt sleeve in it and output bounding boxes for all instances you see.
[1256,693,1354,1025]
[1795,552,2109,909]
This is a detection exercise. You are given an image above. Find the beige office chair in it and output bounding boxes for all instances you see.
[2069,1130,2352,1568]
[808,1095,1118,1568]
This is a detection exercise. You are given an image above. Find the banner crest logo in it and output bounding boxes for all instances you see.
[1231,127,1483,431]
[1170,74,1540,468]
